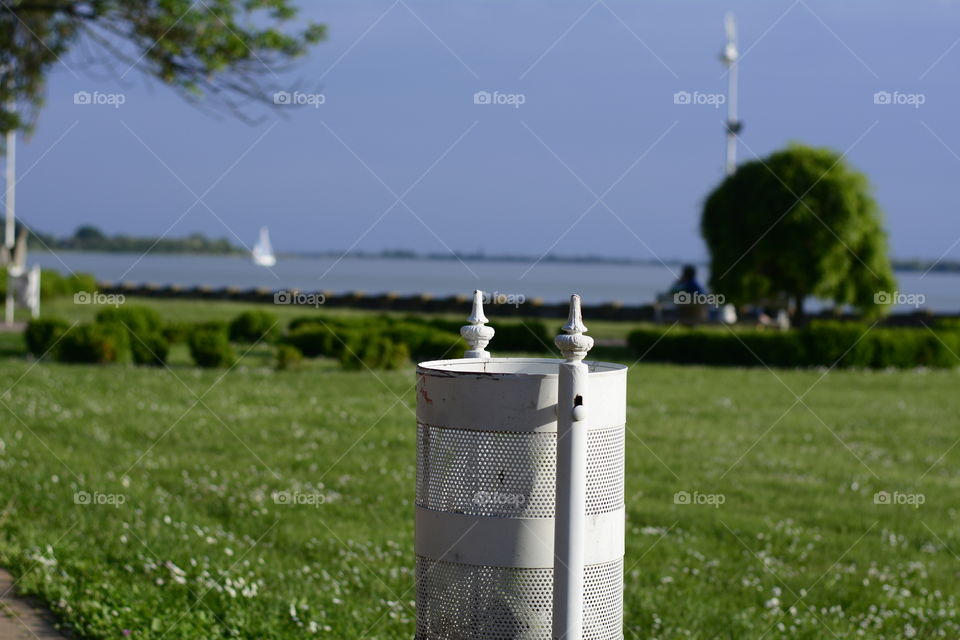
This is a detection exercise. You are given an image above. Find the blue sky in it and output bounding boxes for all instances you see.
[13,0,960,262]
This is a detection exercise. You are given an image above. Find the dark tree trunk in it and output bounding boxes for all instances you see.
[794,294,806,325]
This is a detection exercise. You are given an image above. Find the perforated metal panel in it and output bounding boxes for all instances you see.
[417,425,624,518]
[583,559,625,639]
[585,428,625,516]
[415,556,623,640]
[417,425,557,518]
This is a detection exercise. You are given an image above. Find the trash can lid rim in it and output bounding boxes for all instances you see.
[416,357,626,378]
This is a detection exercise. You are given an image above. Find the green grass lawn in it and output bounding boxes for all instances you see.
[1,337,959,637]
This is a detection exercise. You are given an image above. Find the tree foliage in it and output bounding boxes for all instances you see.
[0,0,325,132]
[701,143,896,317]
[27,223,242,253]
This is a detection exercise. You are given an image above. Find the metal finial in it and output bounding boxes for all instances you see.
[461,290,494,359]
[465,289,488,325]
[555,294,594,363]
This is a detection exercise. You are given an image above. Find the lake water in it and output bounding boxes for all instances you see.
[32,251,960,312]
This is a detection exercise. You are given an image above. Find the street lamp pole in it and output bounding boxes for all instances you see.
[4,96,15,327]
[720,12,741,176]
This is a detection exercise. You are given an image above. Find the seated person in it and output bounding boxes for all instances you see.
[669,265,706,296]
[659,265,709,325]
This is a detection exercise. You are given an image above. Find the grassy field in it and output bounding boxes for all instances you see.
[1,303,959,638]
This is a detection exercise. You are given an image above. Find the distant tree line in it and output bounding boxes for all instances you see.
[25,224,243,255]
[891,258,960,273]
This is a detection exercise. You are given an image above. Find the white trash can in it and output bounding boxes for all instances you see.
[414,292,627,639]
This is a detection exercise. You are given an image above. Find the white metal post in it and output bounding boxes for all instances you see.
[29,264,40,319]
[4,99,15,327]
[460,289,494,359]
[721,12,740,177]
[725,60,738,175]
[553,294,594,640]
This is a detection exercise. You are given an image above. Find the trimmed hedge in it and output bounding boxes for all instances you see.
[286,314,547,360]
[283,324,350,358]
[283,322,456,368]
[188,327,236,368]
[25,317,70,358]
[129,332,170,366]
[95,306,162,335]
[275,344,303,370]
[289,315,366,333]
[379,323,462,360]
[229,310,279,344]
[488,321,551,353]
[95,306,168,366]
[340,337,410,371]
[284,315,462,365]
[58,323,131,364]
[191,321,230,336]
[410,316,549,353]
[26,312,168,366]
[161,321,192,345]
[24,310,551,371]
[627,322,960,369]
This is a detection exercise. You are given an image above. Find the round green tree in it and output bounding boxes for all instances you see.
[701,143,896,318]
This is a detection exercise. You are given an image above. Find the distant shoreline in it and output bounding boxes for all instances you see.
[24,224,243,256]
[27,247,960,273]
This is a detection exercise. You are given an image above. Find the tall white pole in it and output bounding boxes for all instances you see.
[553,294,594,640]
[725,58,738,175]
[721,12,740,177]
[4,99,15,327]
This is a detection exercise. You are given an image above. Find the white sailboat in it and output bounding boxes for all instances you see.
[252,226,276,267]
